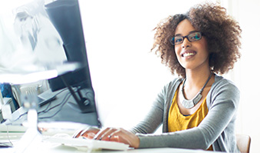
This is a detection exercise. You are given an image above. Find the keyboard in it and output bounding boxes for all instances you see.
[42,134,130,151]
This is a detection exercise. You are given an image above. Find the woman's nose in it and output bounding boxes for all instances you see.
[182,37,191,48]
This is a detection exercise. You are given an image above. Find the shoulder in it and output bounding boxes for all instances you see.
[163,78,183,93]
[156,78,183,102]
[211,74,239,93]
[207,74,240,107]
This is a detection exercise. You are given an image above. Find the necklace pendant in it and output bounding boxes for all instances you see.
[182,99,195,109]
[181,72,212,109]
[181,93,202,109]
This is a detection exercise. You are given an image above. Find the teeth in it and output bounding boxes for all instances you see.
[183,53,195,57]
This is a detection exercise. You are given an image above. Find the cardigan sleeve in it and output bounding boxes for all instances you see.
[130,79,180,134]
[129,82,167,134]
[133,77,240,152]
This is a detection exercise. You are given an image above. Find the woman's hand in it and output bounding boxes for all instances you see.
[73,127,140,148]
[73,127,100,139]
[93,127,140,149]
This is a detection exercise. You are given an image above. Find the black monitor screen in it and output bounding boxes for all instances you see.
[45,0,91,92]
[42,0,100,127]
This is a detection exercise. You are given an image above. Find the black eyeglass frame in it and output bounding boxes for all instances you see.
[170,31,203,45]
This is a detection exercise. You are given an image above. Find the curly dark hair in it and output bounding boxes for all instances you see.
[151,3,242,78]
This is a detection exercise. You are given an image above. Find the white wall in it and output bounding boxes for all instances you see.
[219,0,260,152]
[227,0,260,152]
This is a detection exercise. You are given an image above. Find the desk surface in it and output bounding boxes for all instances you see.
[1,146,212,153]
[0,130,212,153]
[0,133,216,153]
[1,137,212,153]
[0,124,217,153]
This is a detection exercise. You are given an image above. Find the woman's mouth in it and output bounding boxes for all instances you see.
[182,52,195,57]
[181,50,197,58]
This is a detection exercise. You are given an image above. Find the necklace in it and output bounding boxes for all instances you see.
[181,72,212,109]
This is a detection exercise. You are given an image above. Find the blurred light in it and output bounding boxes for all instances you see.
[0,70,58,84]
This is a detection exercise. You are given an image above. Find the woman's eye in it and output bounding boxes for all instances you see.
[189,33,201,40]
[175,38,182,43]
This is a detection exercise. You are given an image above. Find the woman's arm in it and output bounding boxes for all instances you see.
[137,79,240,150]
[130,79,180,134]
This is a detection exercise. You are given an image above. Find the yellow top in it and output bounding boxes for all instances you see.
[168,89,213,150]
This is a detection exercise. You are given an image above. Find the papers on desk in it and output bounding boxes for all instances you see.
[43,135,130,151]
[0,124,27,149]
[0,124,27,132]
[0,124,27,140]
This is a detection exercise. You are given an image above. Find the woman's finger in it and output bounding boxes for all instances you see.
[90,127,140,148]
[107,128,140,148]
[72,127,100,139]
[94,127,118,141]
[80,128,100,139]
[72,129,83,138]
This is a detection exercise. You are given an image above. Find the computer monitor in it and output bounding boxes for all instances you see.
[45,0,90,90]
[41,0,101,127]
[0,0,101,128]
[45,0,95,112]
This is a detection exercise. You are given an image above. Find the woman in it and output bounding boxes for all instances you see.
[74,2,241,152]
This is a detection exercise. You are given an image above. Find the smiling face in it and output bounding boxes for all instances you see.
[174,19,209,72]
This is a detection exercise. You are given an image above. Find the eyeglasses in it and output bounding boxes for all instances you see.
[170,32,203,45]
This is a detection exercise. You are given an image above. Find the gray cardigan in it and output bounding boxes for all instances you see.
[131,74,240,153]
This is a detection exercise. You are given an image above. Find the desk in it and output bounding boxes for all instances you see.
[1,90,217,153]
[0,130,215,153]
[0,132,217,153]
[1,145,214,153]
